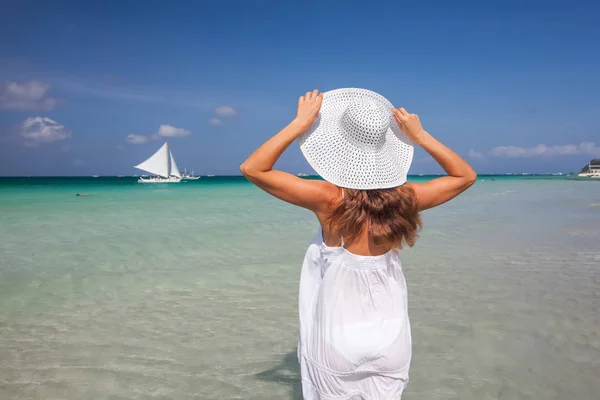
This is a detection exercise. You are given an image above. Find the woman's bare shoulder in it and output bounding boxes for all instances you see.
[309,179,341,216]
[313,179,341,202]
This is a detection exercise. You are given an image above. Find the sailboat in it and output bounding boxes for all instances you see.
[134,142,182,183]
[182,167,200,180]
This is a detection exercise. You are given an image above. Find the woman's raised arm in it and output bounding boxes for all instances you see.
[392,108,477,211]
[240,90,338,213]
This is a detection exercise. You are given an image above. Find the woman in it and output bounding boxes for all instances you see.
[241,89,476,399]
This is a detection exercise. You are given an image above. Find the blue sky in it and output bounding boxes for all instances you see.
[1,0,599,176]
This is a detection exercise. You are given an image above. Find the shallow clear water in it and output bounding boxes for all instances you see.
[0,176,599,399]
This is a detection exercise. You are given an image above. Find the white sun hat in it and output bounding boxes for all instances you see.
[298,88,414,190]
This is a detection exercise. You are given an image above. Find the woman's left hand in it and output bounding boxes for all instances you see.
[294,89,323,131]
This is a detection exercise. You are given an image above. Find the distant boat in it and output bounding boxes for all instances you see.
[297,173,309,177]
[182,168,200,180]
[92,175,99,178]
[207,174,215,177]
[134,142,182,183]
[578,161,600,178]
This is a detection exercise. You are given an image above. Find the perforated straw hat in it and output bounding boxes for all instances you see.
[298,88,414,190]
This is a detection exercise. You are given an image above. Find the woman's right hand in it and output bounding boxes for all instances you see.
[392,107,428,145]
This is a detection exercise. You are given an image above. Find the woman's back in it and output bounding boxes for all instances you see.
[321,202,379,256]
[318,185,422,257]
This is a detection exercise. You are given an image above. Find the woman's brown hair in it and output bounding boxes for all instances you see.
[326,185,422,249]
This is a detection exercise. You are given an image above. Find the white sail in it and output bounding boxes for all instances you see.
[134,142,170,178]
[169,150,181,178]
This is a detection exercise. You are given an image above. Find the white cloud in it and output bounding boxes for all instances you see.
[126,124,191,144]
[0,81,62,111]
[18,117,71,146]
[156,124,191,138]
[490,142,600,158]
[209,118,223,126]
[214,105,236,117]
[468,149,485,160]
[126,134,149,144]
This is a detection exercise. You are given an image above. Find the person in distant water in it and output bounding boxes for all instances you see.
[240,89,476,399]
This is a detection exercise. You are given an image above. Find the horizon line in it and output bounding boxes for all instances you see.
[0,173,578,178]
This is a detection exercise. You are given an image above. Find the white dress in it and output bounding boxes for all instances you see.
[298,227,412,400]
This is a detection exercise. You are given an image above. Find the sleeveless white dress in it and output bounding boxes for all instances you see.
[297,227,412,399]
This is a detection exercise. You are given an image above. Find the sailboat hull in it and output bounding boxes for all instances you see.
[138,176,182,183]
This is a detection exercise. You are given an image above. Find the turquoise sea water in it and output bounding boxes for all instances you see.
[0,175,599,399]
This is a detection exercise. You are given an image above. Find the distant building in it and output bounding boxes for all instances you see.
[578,159,600,178]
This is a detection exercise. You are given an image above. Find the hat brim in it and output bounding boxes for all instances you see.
[298,88,414,190]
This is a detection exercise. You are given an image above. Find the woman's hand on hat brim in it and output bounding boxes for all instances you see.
[293,89,324,132]
[392,107,427,145]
